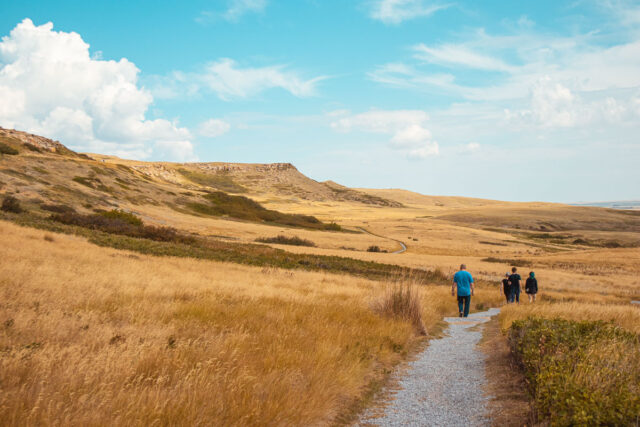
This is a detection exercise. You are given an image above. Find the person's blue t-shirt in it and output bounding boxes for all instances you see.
[454,270,474,297]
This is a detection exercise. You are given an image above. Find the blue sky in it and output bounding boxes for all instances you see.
[1,0,639,202]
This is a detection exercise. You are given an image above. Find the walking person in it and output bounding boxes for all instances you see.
[525,271,538,303]
[502,273,511,304]
[508,267,522,304]
[452,264,475,317]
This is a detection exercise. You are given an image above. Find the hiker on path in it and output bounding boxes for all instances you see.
[502,273,511,304]
[525,271,538,303]
[508,267,521,304]
[452,264,475,317]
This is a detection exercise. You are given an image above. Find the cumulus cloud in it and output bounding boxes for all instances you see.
[368,0,450,24]
[505,76,640,129]
[331,110,438,158]
[0,19,194,160]
[198,118,231,138]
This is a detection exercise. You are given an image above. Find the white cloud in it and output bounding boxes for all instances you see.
[201,58,325,100]
[198,118,231,138]
[505,76,640,129]
[0,19,194,160]
[368,0,450,24]
[369,19,640,134]
[456,142,480,153]
[224,0,267,21]
[331,110,438,158]
[413,43,516,72]
[196,0,267,24]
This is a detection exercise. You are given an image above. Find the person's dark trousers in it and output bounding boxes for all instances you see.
[513,288,520,303]
[457,295,471,317]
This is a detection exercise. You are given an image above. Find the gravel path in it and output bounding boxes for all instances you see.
[358,307,500,427]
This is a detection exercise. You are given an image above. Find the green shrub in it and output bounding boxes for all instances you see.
[509,317,640,426]
[256,235,316,247]
[98,209,143,226]
[367,245,381,253]
[0,142,19,155]
[324,222,342,231]
[186,191,342,231]
[50,211,191,243]
[1,196,23,213]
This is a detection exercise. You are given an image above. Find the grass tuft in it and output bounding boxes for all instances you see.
[373,280,426,335]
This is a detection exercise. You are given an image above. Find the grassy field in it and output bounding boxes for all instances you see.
[0,220,503,425]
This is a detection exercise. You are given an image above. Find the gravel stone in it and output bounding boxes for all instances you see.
[358,308,500,427]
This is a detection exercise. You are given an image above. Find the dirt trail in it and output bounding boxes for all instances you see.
[358,308,500,426]
[356,227,407,254]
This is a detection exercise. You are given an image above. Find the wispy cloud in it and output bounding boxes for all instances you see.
[413,43,516,72]
[196,0,267,24]
[367,0,451,24]
[368,19,640,132]
[149,59,326,101]
[202,59,326,99]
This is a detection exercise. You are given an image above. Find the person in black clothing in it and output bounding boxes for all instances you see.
[508,267,521,304]
[502,273,511,304]
[525,271,538,303]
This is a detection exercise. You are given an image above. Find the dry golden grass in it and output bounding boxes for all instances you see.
[499,302,640,334]
[0,220,502,425]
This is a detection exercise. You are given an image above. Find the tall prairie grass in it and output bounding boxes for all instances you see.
[0,220,489,425]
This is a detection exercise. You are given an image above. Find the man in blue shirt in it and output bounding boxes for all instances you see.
[452,264,475,317]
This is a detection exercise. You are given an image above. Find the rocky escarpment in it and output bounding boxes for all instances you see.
[0,127,77,154]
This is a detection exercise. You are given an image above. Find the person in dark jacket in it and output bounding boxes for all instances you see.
[525,271,538,303]
[508,267,521,304]
[502,273,511,304]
